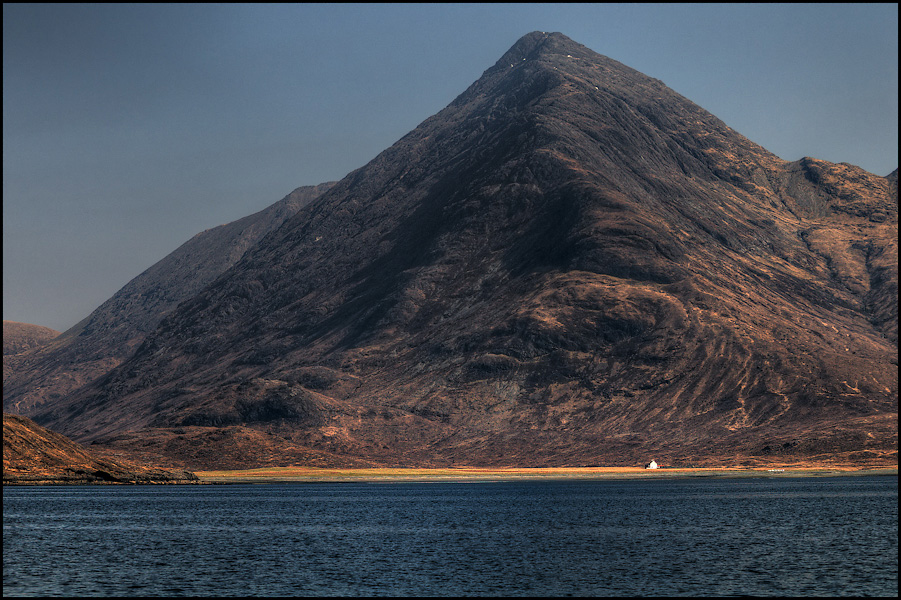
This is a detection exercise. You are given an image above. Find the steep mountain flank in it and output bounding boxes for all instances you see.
[3,414,197,484]
[30,32,896,469]
[3,183,334,415]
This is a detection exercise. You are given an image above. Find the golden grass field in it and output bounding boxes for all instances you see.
[194,465,898,484]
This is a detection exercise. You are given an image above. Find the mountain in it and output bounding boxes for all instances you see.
[28,32,897,469]
[3,414,197,484]
[3,182,334,415]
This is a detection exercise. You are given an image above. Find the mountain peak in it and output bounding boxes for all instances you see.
[494,31,592,68]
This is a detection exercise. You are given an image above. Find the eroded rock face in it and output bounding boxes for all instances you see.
[25,32,897,469]
[2,414,197,484]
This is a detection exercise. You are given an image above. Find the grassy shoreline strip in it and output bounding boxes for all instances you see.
[194,466,898,483]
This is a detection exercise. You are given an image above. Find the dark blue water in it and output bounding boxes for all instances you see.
[3,476,897,596]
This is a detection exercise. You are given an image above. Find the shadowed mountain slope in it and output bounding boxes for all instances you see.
[3,183,335,416]
[29,32,897,469]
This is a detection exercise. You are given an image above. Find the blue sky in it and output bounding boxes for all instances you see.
[3,3,898,332]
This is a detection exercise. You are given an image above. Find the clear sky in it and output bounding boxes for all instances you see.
[3,3,898,333]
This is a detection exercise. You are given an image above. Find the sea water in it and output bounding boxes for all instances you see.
[3,475,897,596]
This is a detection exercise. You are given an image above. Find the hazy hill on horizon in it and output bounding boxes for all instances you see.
[12,32,897,470]
[3,321,60,356]
[3,321,61,382]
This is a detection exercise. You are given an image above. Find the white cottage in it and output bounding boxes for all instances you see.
[644,460,659,469]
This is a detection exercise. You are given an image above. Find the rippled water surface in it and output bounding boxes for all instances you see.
[3,475,897,596]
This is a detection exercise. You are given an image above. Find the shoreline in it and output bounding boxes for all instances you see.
[6,465,895,486]
[192,465,899,484]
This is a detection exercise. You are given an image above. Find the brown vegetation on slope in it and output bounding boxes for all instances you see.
[3,414,196,484]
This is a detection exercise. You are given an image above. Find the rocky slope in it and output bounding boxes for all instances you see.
[3,182,334,415]
[3,414,197,484]
[27,32,898,469]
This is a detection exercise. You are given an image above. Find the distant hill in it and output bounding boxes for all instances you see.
[2,414,196,484]
[3,321,60,356]
[20,32,898,470]
[3,182,335,415]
